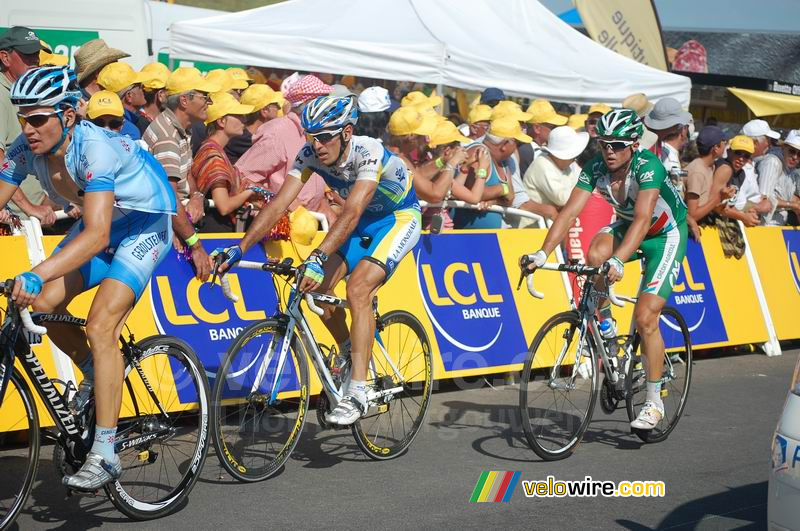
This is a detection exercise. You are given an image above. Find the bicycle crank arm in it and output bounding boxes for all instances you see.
[114,427,172,453]
[366,386,404,403]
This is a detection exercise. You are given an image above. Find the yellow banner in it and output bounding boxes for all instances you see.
[574,0,668,71]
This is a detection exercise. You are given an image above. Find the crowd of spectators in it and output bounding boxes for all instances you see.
[1,26,799,248]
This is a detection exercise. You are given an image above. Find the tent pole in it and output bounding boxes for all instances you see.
[437,83,444,114]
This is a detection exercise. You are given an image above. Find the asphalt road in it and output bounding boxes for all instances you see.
[9,349,798,530]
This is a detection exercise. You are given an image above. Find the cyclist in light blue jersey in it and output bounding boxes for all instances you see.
[214,95,421,426]
[0,67,176,490]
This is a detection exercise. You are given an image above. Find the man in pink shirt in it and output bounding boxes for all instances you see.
[236,74,336,223]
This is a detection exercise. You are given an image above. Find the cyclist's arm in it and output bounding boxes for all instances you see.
[31,191,114,283]
[317,179,378,257]
[540,186,592,255]
[613,187,659,262]
[0,181,18,210]
[239,174,303,253]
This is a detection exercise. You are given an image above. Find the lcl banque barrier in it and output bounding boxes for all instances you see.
[2,206,799,430]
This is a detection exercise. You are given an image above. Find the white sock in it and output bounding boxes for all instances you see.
[348,379,367,407]
[91,425,117,462]
[646,380,663,408]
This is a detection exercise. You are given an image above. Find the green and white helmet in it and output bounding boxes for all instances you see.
[596,108,643,140]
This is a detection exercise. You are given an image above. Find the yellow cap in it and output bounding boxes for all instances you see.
[488,117,533,143]
[289,205,318,246]
[245,67,267,85]
[388,106,437,136]
[166,67,220,96]
[526,99,568,126]
[206,69,248,93]
[729,135,755,154]
[401,90,442,108]
[39,40,68,66]
[140,62,170,90]
[415,105,447,122]
[204,92,254,125]
[494,100,521,112]
[428,120,470,148]
[588,103,613,115]
[240,84,284,111]
[86,90,124,119]
[227,67,254,84]
[97,62,154,93]
[467,104,492,124]
[491,105,532,122]
[567,113,588,130]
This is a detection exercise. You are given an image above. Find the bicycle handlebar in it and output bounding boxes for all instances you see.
[1,280,48,335]
[215,258,325,316]
[518,258,626,307]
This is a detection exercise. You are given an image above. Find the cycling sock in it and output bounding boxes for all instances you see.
[348,379,367,408]
[77,352,94,384]
[91,425,117,462]
[337,338,351,356]
[598,304,613,323]
[645,380,663,407]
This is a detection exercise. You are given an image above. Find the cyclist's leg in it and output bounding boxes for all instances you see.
[31,269,90,365]
[315,253,349,345]
[586,223,619,311]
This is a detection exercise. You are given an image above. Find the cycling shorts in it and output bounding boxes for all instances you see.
[600,219,687,300]
[54,208,173,301]
[337,208,421,281]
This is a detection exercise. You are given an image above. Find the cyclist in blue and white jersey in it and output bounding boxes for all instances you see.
[0,67,176,490]
[214,95,420,425]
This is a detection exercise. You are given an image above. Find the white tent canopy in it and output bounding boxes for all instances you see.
[169,0,690,106]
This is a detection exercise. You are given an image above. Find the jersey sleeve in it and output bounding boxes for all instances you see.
[636,155,667,191]
[575,157,602,192]
[353,138,383,182]
[288,143,317,183]
[77,136,122,193]
[0,134,32,188]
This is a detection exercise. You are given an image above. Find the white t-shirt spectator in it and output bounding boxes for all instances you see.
[522,154,580,208]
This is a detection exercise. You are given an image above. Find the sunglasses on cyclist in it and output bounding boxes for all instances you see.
[598,139,634,152]
[17,110,62,129]
[92,117,125,129]
[731,150,752,160]
[308,131,341,144]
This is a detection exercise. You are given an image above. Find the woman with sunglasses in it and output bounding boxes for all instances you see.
[213,95,420,426]
[709,135,768,227]
[1,66,176,491]
[523,108,688,433]
[86,89,125,133]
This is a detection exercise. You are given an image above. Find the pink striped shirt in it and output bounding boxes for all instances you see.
[235,112,325,211]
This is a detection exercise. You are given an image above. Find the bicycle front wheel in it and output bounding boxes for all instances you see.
[106,335,210,520]
[353,310,433,460]
[0,369,39,529]
[626,306,692,443]
[519,311,598,461]
[212,319,309,482]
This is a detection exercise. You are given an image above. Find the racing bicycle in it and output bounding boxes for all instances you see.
[0,280,210,526]
[517,259,692,460]
[211,257,433,482]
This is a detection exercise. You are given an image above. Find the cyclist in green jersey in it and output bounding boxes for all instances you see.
[522,109,688,431]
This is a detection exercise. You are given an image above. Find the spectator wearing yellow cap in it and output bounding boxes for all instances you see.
[39,41,68,66]
[401,90,442,109]
[189,69,250,155]
[454,117,527,229]
[143,66,220,273]
[227,67,254,87]
[87,90,125,134]
[467,104,492,140]
[385,106,437,170]
[567,113,588,131]
[585,103,612,138]
[411,121,470,232]
[225,84,285,164]
[191,93,257,232]
[97,62,154,139]
[140,62,170,122]
[519,99,568,177]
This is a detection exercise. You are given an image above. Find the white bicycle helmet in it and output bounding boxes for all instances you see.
[301,95,358,134]
[11,66,82,110]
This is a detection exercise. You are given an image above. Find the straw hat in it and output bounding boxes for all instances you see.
[74,39,130,83]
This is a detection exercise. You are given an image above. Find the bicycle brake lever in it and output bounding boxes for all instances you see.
[210,253,226,287]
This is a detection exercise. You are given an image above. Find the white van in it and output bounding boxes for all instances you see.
[0,0,229,71]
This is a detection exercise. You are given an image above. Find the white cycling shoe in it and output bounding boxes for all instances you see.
[325,395,366,426]
[630,400,664,430]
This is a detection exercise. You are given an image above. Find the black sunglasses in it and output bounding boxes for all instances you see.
[17,110,62,128]
[92,117,124,129]
[598,139,634,152]
[731,150,752,160]
[586,118,599,125]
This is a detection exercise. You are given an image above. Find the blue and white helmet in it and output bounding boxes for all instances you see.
[11,66,82,110]
[301,95,358,134]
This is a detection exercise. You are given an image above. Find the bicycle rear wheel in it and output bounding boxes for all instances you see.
[519,311,598,461]
[352,310,433,460]
[105,335,210,520]
[212,319,309,482]
[626,306,693,443]
[0,369,39,529]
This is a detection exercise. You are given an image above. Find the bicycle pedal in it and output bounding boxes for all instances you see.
[377,404,388,413]
[631,427,653,443]
[66,488,101,498]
